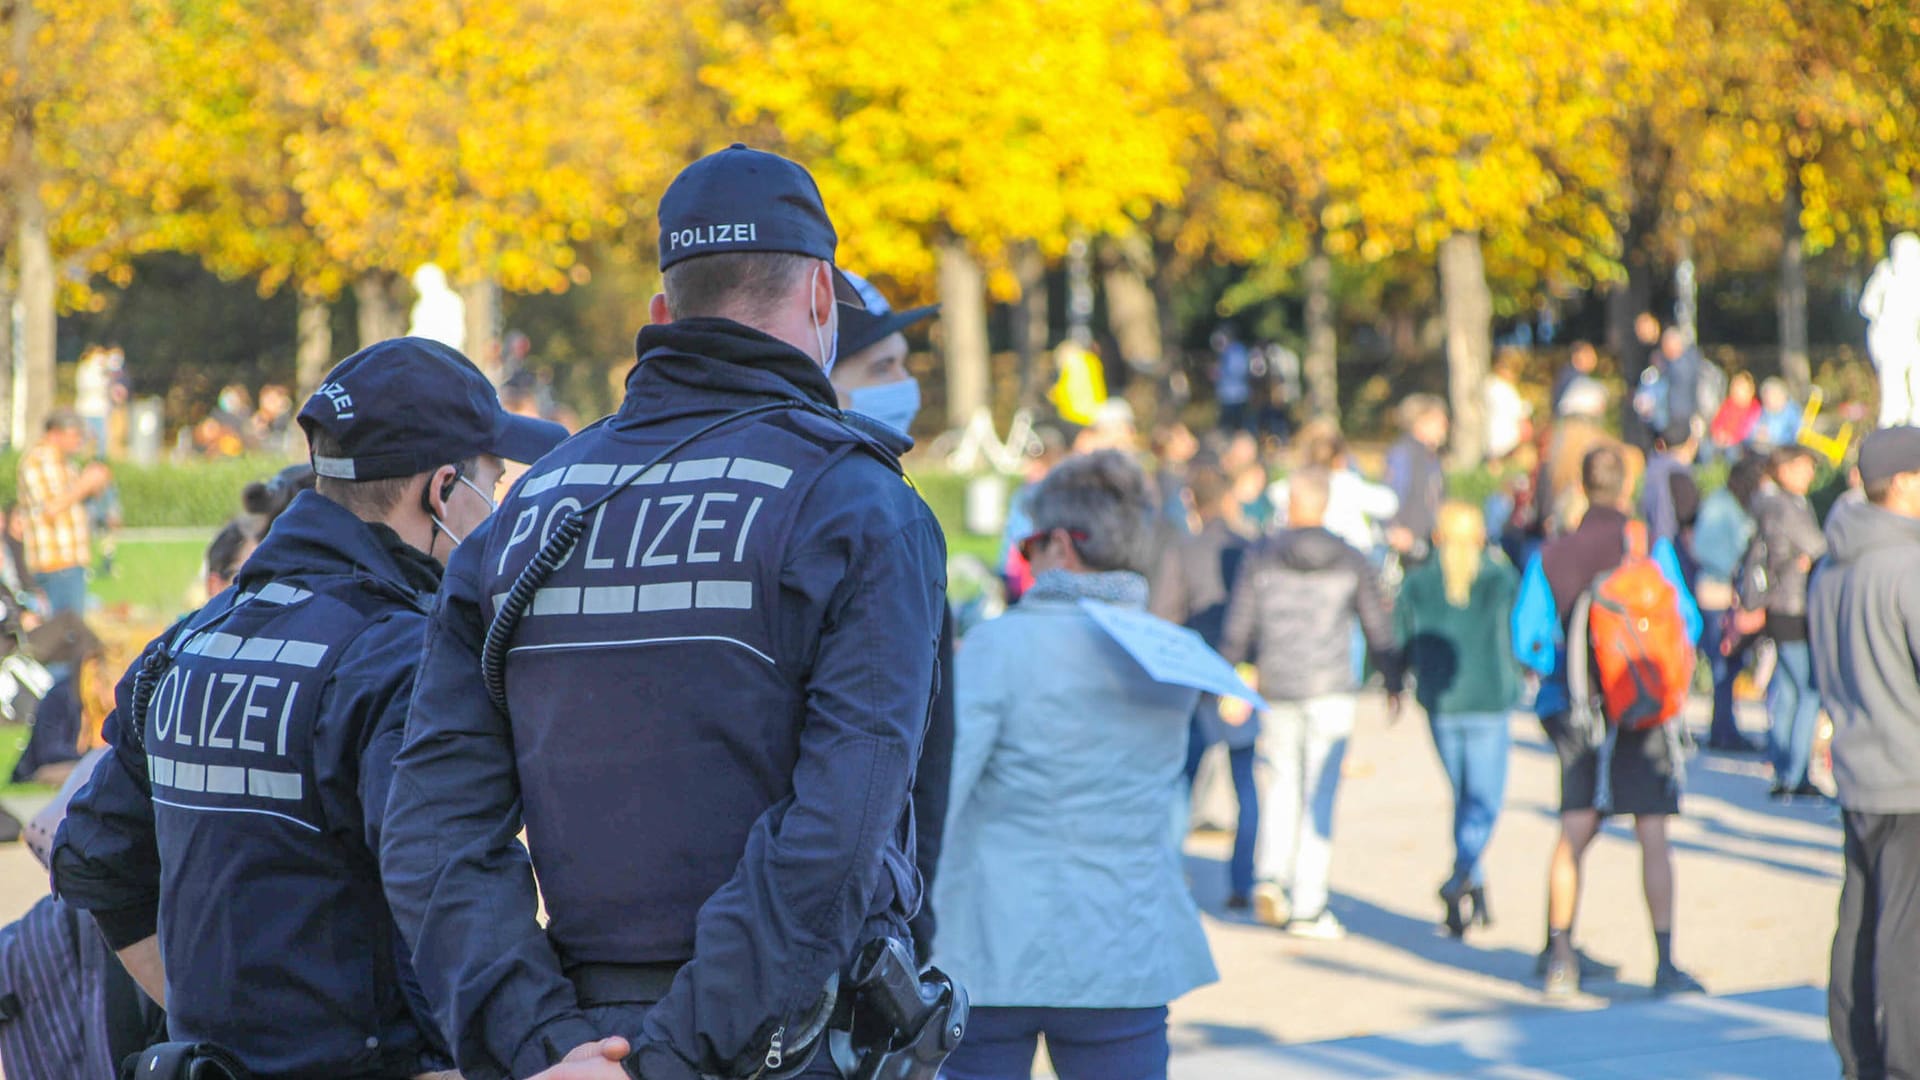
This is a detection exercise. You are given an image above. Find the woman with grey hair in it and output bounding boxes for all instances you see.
[933,450,1218,1080]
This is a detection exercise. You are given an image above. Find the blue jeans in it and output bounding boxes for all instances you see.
[1769,639,1820,789]
[38,566,88,616]
[1429,711,1511,889]
[943,1006,1169,1080]
[1700,608,1748,747]
[1183,719,1260,899]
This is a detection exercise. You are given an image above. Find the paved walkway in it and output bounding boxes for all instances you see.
[0,692,1843,1077]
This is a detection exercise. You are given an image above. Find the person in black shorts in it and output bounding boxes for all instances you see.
[1513,445,1705,998]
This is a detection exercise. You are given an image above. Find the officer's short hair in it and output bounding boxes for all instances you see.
[308,430,476,518]
[664,252,815,322]
[1028,449,1157,574]
[45,410,83,434]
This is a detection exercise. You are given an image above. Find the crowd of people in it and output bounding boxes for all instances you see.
[0,141,1909,1080]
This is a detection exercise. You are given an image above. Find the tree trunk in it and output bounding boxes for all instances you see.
[1150,236,1183,391]
[1778,161,1811,395]
[0,276,14,448]
[1439,231,1492,468]
[353,271,410,349]
[296,291,334,397]
[462,277,502,382]
[938,240,990,431]
[1011,244,1047,409]
[16,186,55,446]
[11,0,54,445]
[1302,239,1338,419]
[1099,234,1162,378]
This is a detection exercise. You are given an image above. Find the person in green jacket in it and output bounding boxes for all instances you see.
[1395,501,1524,937]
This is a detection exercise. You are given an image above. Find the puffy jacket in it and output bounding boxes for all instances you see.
[1219,526,1403,701]
[52,492,449,1079]
[379,318,946,1080]
[1742,486,1826,618]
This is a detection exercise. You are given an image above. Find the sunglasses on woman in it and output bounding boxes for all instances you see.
[1017,528,1090,562]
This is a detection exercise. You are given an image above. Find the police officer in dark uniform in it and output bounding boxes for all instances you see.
[51,339,567,1079]
[379,146,952,1080]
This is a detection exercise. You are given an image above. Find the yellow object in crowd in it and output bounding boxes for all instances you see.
[1050,342,1107,427]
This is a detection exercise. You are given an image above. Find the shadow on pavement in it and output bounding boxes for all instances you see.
[1171,986,1834,1080]
[1184,854,1647,1004]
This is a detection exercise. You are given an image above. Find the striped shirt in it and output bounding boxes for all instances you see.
[17,442,91,575]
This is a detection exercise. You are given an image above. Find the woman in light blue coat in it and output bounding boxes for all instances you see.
[934,450,1218,1080]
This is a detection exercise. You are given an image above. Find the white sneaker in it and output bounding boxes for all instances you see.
[1251,883,1291,928]
[1285,910,1347,940]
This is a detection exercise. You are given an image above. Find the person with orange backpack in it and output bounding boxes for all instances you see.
[1513,445,1705,999]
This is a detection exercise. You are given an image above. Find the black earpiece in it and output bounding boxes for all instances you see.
[423,467,460,515]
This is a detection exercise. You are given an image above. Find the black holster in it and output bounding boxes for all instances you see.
[122,1042,253,1080]
[828,938,967,1080]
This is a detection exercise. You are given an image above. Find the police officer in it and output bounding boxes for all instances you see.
[379,146,949,1080]
[827,272,953,961]
[51,338,567,1079]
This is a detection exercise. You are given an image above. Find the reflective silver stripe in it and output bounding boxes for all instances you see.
[235,637,283,662]
[205,765,247,795]
[508,634,776,666]
[276,641,329,668]
[255,583,312,605]
[532,588,582,616]
[695,580,753,610]
[311,454,357,480]
[635,582,693,612]
[671,458,729,482]
[582,585,636,614]
[152,797,321,834]
[182,633,209,656]
[202,633,243,660]
[727,458,792,489]
[174,762,207,793]
[522,469,564,497]
[149,754,176,787]
[248,769,303,801]
[564,463,616,486]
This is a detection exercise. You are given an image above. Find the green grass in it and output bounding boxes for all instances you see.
[0,720,51,798]
[94,537,210,618]
[909,470,1011,567]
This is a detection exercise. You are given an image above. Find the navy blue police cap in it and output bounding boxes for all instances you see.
[657,143,867,308]
[837,271,940,358]
[297,337,569,481]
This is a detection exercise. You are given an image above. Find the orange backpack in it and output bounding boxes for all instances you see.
[1572,522,1695,731]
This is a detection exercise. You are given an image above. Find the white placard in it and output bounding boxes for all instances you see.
[1079,599,1265,710]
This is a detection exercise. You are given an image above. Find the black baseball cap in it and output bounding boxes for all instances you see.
[298,337,569,481]
[656,144,866,308]
[837,271,940,357]
[1859,426,1920,487]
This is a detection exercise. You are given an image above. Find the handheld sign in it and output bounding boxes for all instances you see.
[1079,599,1266,710]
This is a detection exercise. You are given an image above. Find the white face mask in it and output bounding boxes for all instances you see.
[849,377,921,436]
[811,262,840,374]
[431,474,498,548]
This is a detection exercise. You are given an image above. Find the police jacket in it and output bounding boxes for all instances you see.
[51,491,451,1079]
[380,318,947,1080]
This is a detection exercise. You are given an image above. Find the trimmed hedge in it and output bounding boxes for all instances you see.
[0,451,294,529]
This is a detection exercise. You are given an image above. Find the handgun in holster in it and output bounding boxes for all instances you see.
[827,937,968,1080]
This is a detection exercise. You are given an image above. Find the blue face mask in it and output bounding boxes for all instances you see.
[849,378,921,437]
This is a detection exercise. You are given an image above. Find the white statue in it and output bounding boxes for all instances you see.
[408,263,466,351]
[1861,232,1920,428]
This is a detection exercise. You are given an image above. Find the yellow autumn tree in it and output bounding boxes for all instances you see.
[701,0,1194,424]
[2,0,167,438]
